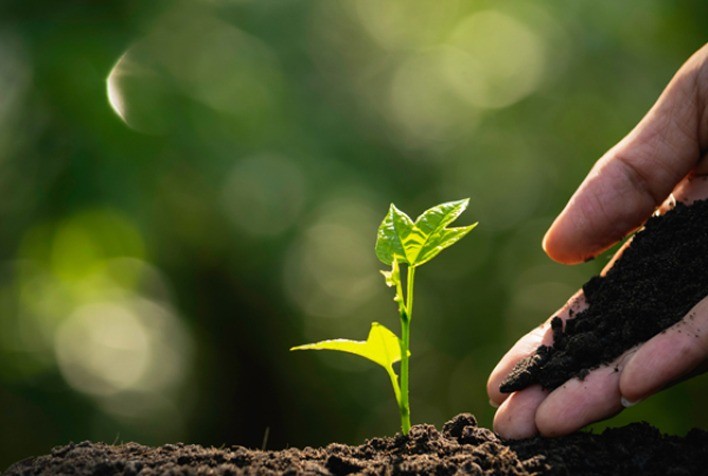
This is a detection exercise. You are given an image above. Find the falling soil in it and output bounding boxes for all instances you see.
[5,413,708,476]
[500,199,708,393]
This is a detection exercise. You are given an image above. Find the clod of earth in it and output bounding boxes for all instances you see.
[501,199,708,393]
[6,413,708,475]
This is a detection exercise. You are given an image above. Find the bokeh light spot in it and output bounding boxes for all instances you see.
[388,48,480,151]
[55,298,190,398]
[106,51,173,134]
[443,10,546,109]
[107,6,282,133]
[352,0,460,50]
[55,302,151,396]
[49,209,145,284]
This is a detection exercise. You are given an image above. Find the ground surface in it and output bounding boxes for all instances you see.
[6,414,708,475]
[501,199,708,392]
[8,199,708,476]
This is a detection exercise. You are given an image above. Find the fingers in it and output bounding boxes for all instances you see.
[534,352,632,436]
[543,44,708,264]
[495,349,636,439]
[487,325,549,406]
[620,296,708,403]
[494,295,708,438]
[598,159,708,275]
[487,290,586,406]
[493,386,548,439]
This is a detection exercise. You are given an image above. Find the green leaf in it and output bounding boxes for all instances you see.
[375,199,476,267]
[375,204,414,266]
[290,322,402,370]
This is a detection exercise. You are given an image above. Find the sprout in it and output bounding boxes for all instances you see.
[292,199,477,435]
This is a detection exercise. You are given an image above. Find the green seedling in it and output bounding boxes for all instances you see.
[291,199,477,435]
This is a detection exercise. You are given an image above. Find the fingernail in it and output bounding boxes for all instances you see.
[621,397,642,408]
[489,399,500,409]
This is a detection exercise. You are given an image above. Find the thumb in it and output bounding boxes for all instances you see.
[543,44,708,264]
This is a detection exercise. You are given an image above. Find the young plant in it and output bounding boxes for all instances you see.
[291,199,477,435]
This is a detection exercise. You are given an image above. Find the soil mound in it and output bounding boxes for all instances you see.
[6,413,708,475]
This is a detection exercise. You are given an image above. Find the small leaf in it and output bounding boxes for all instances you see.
[380,257,406,315]
[409,199,473,265]
[414,222,477,267]
[380,257,401,288]
[376,199,476,268]
[375,204,414,265]
[290,322,402,370]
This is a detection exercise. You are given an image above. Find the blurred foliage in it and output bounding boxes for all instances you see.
[0,0,707,468]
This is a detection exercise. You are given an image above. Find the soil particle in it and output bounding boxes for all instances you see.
[6,414,708,476]
[500,200,708,393]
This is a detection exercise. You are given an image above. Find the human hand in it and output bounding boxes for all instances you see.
[487,43,708,439]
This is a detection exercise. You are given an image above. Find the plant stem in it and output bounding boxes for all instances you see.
[399,317,410,434]
[398,265,416,435]
[406,265,415,321]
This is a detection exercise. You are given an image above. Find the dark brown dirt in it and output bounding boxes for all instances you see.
[5,414,708,475]
[500,199,708,393]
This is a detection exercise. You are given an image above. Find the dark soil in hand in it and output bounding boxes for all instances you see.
[6,414,708,475]
[500,199,708,393]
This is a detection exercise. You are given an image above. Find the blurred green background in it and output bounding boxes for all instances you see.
[1,0,706,468]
